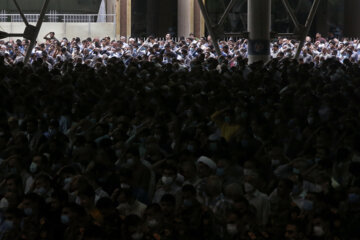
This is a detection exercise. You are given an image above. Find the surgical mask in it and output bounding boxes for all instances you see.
[227,223,238,235]
[302,199,314,211]
[244,182,255,193]
[216,167,225,177]
[292,184,301,195]
[63,177,72,191]
[318,106,330,121]
[24,207,33,216]
[313,226,325,237]
[161,176,173,185]
[48,128,56,136]
[61,214,70,224]
[264,112,271,119]
[115,149,122,158]
[183,199,193,207]
[131,232,143,240]
[64,177,72,185]
[2,220,13,230]
[34,187,47,196]
[121,183,130,189]
[224,116,231,123]
[29,162,38,173]
[187,144,195,152]
[209,142,218,152]
[241,112,248,119]
[243,168,255,176]
[126,158,134,167]
[271,159,280,166]
[147,219,158,228]
[241,139,249,148]
[293,168,300,175]
[348,193,360,203]
[307,117,314,125]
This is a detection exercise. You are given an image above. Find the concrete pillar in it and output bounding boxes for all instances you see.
[116,0,131,38]
[106,0,116,22]
[178,0,194,38]
[177,0,205,38]
[248,0,271,64]
[344,0,360,37]
[116,0,120,38]
[194,0,205,37]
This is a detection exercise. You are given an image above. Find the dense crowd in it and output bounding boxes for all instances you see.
[1,32,360,69]
[0,31,359,240]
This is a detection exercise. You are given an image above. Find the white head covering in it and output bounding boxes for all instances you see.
[197,156,217,170]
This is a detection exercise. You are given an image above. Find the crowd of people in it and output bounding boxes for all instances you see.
[0,31,360,69]
[0,31,359,240]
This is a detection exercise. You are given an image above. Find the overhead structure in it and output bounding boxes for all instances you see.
[0,0,50,64]
[281,0,322,59]
[248,0,271,64]
[196,0,322,62]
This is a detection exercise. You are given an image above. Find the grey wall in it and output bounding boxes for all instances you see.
[0,0,102,13]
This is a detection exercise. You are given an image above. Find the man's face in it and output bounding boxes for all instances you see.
[284,224,298,240]
[6,179,17,192]
[26,121,36,133]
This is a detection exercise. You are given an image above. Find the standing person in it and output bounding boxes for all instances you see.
[43,32,57,41]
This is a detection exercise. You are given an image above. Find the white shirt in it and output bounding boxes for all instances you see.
[245,190,271,226]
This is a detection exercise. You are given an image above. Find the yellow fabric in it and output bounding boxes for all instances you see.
[211,111,241,142]
[88,208,104,226]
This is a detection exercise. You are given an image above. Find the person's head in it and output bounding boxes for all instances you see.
[180,160,197,181]
[144,203,162,229]
[224,183,243,202]
[19,193,46,217]
[33,174,52,196]
[160,194,176,217]
[123,214,144,239]
[284,222,302,240]
[5,174,23,194]
[49,189,68,213]
[77,185,95,209]
[29,154,48,174]
[206,175,222,197]
[61,202,86,225]
[225,210,241,236]
[196,156,216,178]
[181,184,197,203]
[26,118,38,133]
[277,178,293,198]
[2,208,23,230]
[161,163,177,186]
[310,215,328,238]
[96,197,117,219]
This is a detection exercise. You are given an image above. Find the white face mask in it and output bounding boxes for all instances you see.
[227,223,238,235]
[313,226,325,237]
[161,176,174,185]
[34,187,47,196]
[271,159,280,166]
[29,162,38,173]
[147,219,158,228]
[131,232,143,240]
[244,182,255,193]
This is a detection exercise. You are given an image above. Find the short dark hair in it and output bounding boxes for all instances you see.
[160,194,176,205]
